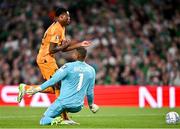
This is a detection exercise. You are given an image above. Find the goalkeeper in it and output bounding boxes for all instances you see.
[25,48,99,125]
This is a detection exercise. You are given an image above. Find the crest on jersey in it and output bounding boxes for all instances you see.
[55,35,60,41]
[61,65,67,69]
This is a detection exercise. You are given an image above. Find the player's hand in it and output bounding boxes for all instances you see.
[90,104,99,113]
[61,39,70,49]
[26,87,42,95]
[81,41,92,47]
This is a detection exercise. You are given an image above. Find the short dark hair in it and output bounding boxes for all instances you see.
[77,47,87,60]
[55,7,68,17]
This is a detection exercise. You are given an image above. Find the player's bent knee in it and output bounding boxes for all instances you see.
[66,106,82,113]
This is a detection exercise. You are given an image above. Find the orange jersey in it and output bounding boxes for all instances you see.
[37,22,65,63]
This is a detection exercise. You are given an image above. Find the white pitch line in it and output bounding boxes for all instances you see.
[0,128,180,129]
[0,114,162,119]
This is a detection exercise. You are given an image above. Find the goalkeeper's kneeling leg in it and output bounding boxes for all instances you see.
[40,116,53,125]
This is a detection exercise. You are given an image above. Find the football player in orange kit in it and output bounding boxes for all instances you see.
[17,7,91,124]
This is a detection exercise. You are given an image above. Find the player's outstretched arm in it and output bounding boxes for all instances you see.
[49,40,70,54]
[26,65,68,95]
[87,94,99,113]
[87,68,99,113]
[62,40,92,52]
[49,40,92,54]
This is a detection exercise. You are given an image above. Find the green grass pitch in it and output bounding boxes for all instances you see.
[0,107,180,128]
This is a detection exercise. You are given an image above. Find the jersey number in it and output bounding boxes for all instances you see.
[77,73,84,91]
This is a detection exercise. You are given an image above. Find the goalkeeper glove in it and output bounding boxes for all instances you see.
[89,104,99,113]
[26,87,42,95]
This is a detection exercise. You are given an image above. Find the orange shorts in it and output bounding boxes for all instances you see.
[37,61,58,80]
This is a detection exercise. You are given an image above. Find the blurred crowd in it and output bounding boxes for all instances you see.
[0,0,180,86]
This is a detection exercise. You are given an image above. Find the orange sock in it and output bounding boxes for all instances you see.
[25,85,55,94]
[62,111,69,120]
[55,89,60,97]
[25,85,39,90]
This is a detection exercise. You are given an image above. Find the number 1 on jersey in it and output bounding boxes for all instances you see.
[77,73,84,91]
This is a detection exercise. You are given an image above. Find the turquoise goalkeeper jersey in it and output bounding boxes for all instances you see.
[40,61,96,107]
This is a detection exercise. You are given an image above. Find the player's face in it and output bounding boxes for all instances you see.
[59,11,70,25]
